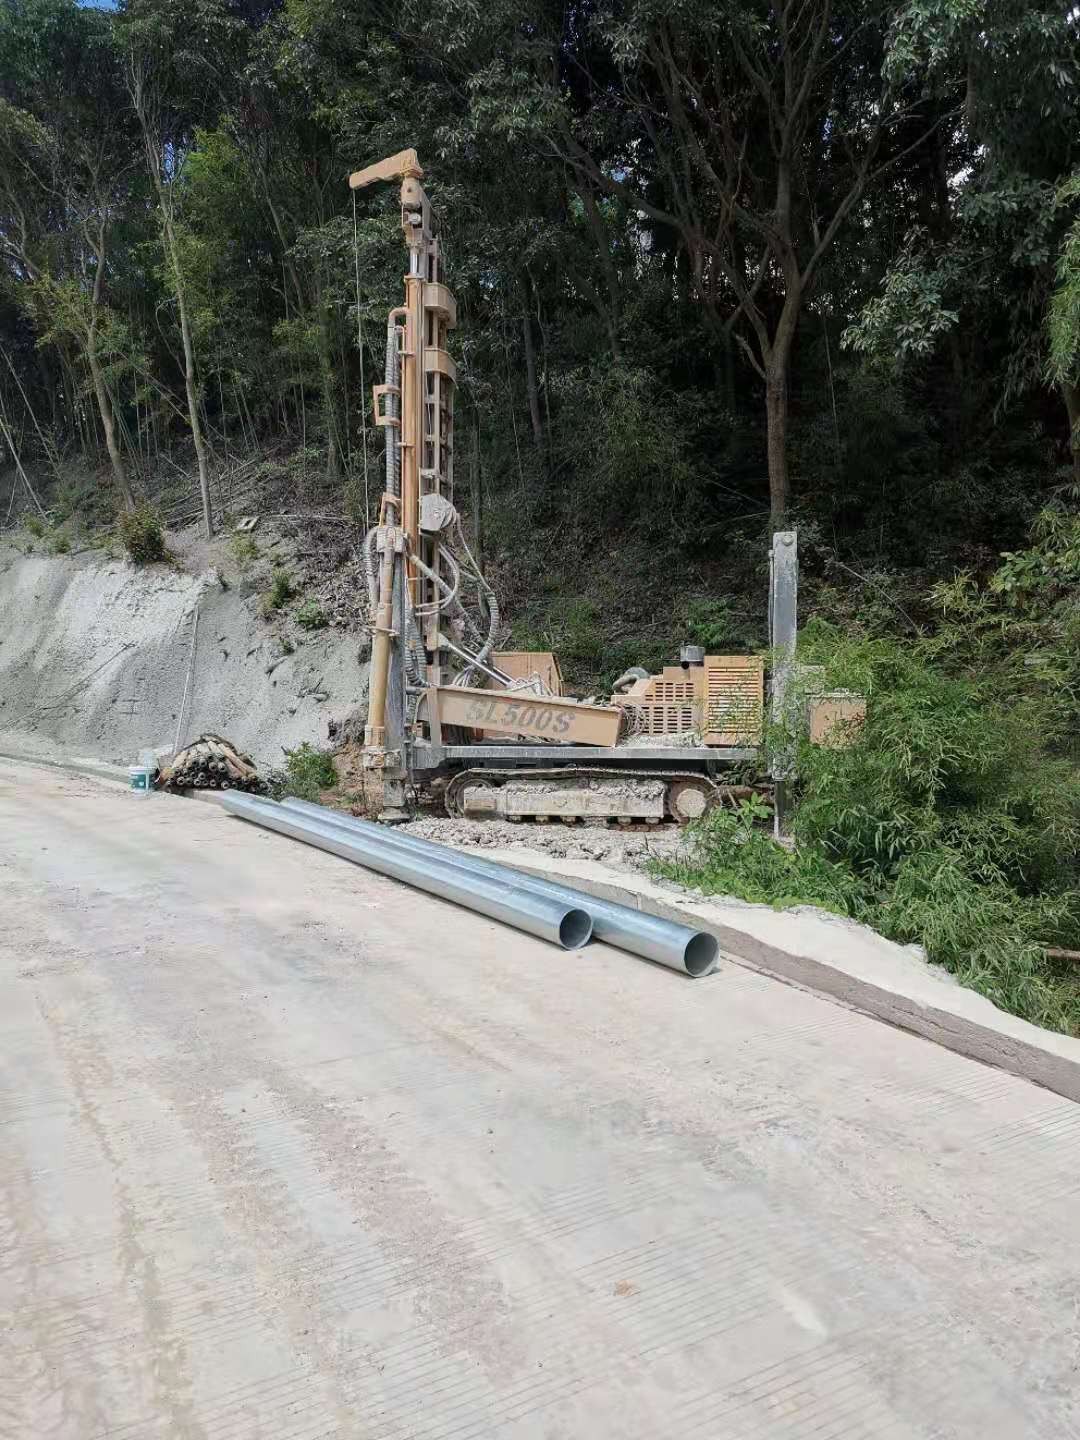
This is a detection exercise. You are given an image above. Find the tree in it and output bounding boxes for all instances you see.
[1048,174,1080,479]
[119,0,243,538]
[0,0,139,505]
[850,1,1080,479]
[553,0,951,523]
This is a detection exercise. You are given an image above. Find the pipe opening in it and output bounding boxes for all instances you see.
[683,933,719,977]
[559,908,593,951]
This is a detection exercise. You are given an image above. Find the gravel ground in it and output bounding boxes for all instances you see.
[401,813,691,868]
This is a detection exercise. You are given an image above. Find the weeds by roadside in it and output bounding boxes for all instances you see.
[658,505,1080,1037]
[229,533,260,570]
[294,598,327,630]
[117,505,166,564]
[260,566,295,616]
[266,742,337,802]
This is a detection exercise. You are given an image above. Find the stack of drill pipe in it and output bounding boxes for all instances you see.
[160,734,261,792]
[219,791,592,951]
[235,794,719,977]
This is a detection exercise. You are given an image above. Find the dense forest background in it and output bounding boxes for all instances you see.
[1,0,1080,664]
[5,0,1080,1028]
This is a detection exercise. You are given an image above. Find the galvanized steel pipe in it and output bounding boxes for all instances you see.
[220,792,592,951]
[277,797,719,977]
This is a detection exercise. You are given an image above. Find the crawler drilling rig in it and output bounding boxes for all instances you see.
[351,151,809,823]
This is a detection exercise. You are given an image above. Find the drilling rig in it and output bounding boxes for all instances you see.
[350,151,807,824]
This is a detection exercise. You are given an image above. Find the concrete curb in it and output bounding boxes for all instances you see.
[0,749,129,789]
[478,846,1080,1106]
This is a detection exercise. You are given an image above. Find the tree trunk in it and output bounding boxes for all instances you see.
[761,290,800,527]
[519,276,545,454]
[87,350,134,509]
[162,211,213,539]
[1064,380,1080,484]
[319,294,341,482]
[579,184,622,359]
[87,227,134,509]
[471,403,484,575]
[764,365,789,525]
[129,62,212,535]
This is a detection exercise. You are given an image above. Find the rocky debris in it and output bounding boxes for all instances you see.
[311,551,371,630]
[400,813,690,871]
[621,729,703,748]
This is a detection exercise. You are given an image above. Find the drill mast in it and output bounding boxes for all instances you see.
[350,149,463,812]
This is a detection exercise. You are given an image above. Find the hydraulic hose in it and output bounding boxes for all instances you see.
[385,314,401,501]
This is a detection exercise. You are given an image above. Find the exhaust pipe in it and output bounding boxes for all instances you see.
[220,792,592,951]
[276,797,719,978]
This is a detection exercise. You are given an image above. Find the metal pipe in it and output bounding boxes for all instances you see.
[384,316,401,500]
[364,534,396,746]
[220,792,592,951]
[277,798,719,977]
[438,634,513,688]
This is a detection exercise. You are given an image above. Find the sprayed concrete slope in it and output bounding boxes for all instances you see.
[2,756,1080,1439]
[0,544,367,768]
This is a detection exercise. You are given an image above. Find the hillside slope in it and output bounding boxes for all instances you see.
[0,539,368,770]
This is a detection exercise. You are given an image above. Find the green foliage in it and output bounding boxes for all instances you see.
[1048,171,1080,389]
[15,513,67,554]
[294,598,327,630]
[229,533,260,569]
[117,505,166,564]
[545,363,701,527]
[264,567,295,612]
[682,597,754,653]
[280,742,336,801]
[663,562,1080,1035]
[841,235,958,368]
[510,588,670,693]
[662,798,869,912]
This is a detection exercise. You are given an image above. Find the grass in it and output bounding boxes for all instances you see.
[261,566,295,616]
[229,533,260,569]
[21,515,71,555]
[294,598,327,630]
[117,505,166,564]
[656,619,1080,1037]
[269,742,337,802]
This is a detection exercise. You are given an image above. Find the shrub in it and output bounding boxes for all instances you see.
[229,533,260,569]
[658,534,1080,1038]
[261,566,295,615]
[294,598,328,630]
[44,528,70,555]
[682,596,753,652]
[269,567,294,607]
[23,514,46,538]
[118,505,166,564]
[280,742,336,801]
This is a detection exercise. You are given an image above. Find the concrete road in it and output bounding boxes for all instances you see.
[2,758,1079,1440]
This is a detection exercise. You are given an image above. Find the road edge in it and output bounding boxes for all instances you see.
[8,747,1078,1106]
[480,847,1080,1105]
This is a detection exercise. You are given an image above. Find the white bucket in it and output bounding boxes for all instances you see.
[129,765,153,796]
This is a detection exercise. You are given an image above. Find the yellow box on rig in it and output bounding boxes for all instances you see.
[433,686,621,746]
